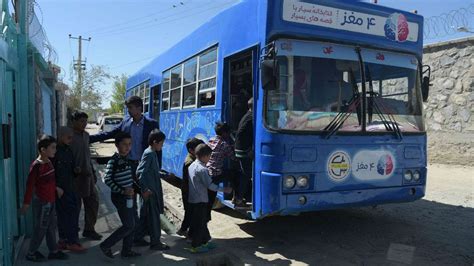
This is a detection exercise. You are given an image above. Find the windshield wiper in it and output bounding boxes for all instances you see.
[366,67,403,139]
[323,68,361,139]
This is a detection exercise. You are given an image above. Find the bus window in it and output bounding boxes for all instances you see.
[162,70,170,111]
[183,58,198,108]
[183,84,197,107]
[200,91,215,107]
[198,47,217,107]
[152,85,160,120]
[170,65,182,109]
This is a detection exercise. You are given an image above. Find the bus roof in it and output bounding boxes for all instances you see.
[127,0,424,90]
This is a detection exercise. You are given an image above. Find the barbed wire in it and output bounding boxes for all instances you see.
[27,0,58,63]
[424,4,474,40]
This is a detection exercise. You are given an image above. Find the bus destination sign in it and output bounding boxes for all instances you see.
[282,0,419,43]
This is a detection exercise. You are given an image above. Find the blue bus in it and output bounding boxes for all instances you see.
[127,0,430,219]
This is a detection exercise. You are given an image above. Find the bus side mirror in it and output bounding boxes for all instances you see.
[421,65,431,102]
[261,59,278,90]
[422,76,430,102]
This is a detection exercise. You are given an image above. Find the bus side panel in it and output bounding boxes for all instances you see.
[160,109,221,178]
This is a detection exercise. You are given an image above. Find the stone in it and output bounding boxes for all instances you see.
[454,80,463,94]
[448,48,458,57]
[462,59,471,69]
[452,122,462,132]
[433,111,445,123]
[459,47,472,57]
[459,108,471,122]
[449,69,460,79]
[463,79,473,92]
[430,123,442,131]
[425,110,433,119]
[437,94,448,102]
[442,79,455,90]
[439,55,455,67]
[452,95,467,106]
[442,105,455,118]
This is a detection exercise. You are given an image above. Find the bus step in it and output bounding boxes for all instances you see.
[223,200,252,211]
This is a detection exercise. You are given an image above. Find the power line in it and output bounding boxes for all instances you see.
[110,55,157,69]
[95,1,236,39]
[83,1,187,35]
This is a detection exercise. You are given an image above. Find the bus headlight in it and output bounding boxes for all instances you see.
[404,170,413,181]
[283,175,296,189]
[413,170,421,181]
[296,175,309,188]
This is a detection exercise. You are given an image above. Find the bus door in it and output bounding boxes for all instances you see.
[223,47,257,207]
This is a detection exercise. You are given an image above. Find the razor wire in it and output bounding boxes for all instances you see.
[27,0,58,63]
[424,4,474,39]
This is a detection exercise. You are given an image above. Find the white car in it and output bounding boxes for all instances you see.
[99,115,123,132]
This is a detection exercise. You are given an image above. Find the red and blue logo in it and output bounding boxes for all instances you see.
[377,154,394,175]
[384,13,409,42]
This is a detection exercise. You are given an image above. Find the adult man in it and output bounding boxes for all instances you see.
[89,96,160,246]
[90,96,160,167]
[70,111,102,240]
[234,98,253,208]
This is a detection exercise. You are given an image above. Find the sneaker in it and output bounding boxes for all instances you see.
[204,242,217,250]
[99,244,114,259]
[121,250,141,258]
[25,251,46,262]
[66,243,87,253]
[188,245,209,254]
[57,239,67,250]
[48,251,69,260]
[82,230,103,240]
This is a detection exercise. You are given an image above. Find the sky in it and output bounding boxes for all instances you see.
[37,0,474,108]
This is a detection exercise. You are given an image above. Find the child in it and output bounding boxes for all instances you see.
[206,122,236,220]
[100,132,141,259]
[134,129,170,251]
[177,138,204,237]
[21,135,69,262]
[54,127,86,252]
[188,144,232,253]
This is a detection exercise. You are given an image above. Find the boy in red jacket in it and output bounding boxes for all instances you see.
[20,135,69,262]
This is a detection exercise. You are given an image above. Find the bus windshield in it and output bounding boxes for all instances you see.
[265,40,425,133]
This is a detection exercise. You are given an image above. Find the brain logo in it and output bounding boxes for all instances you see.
[384,13,409,42]
[377,154,394,176]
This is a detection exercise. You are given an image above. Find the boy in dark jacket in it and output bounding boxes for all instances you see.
[54,127,86,252]
[177,138,204,237]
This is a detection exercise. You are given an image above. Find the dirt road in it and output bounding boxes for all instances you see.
[88,124,473,265]
[163,163,473,265]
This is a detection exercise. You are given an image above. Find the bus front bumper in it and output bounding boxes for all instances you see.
[274,185,425,217]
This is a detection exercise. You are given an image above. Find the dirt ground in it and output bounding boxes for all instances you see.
[88,125,473,265]
[162,163,474,266]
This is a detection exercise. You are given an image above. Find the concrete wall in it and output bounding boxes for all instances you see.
[423,37,474,165]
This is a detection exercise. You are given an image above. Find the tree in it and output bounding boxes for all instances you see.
[109,74,128,114]
[67,65,111,119]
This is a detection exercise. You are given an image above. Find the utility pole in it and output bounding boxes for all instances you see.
[69,34,91,108]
